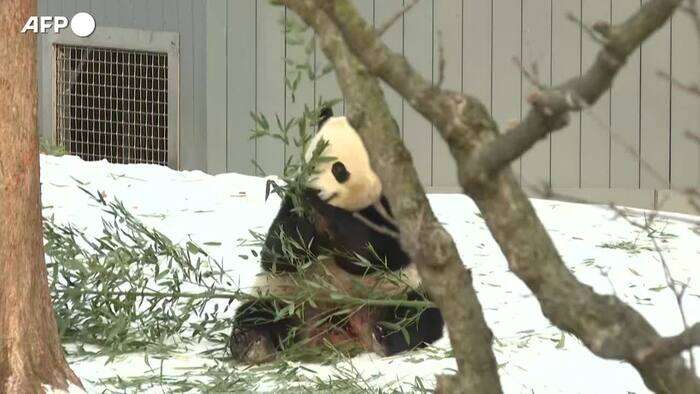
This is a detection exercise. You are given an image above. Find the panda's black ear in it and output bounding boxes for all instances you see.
[318,106,333,129]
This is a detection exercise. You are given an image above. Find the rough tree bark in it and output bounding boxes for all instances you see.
[286,0,700,393]
[281,1,503,393]
[0,0,83,392]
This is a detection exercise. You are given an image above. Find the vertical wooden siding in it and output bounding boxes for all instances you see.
[38,1,699,210]
[580,0,611,189]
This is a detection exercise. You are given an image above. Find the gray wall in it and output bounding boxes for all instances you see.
[38,0,700,212]
[207,0,700,212]
[38,0,207,171]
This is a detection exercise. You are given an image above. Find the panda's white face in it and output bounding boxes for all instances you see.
[305,116,382,211]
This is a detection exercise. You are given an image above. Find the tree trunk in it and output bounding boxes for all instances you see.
[0,0,83,392]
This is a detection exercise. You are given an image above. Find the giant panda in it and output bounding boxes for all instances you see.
[229,108,444,364]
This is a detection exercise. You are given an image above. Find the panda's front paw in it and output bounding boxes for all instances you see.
[229,326,276,364]
[372,323,399,356]
[373,322,413,357]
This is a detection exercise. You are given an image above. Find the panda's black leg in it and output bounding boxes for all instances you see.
[374,290,445,356]
[229,300,300,364]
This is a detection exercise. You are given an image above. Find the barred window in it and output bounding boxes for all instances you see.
[55,45,169,165]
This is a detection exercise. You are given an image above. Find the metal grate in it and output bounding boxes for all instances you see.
[55,45,169,165]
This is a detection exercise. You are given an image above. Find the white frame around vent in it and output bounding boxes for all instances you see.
[48,27,180,169]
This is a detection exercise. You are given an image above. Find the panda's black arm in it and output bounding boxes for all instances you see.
[260,195,320,273]
[311,195,411,274]
[353,196,411,271]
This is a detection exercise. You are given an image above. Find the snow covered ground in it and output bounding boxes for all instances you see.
[40,154,699,393]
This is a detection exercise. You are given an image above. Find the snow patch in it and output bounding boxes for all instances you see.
[40,154,700,393]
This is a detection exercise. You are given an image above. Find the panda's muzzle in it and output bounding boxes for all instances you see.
[322,192,339,204]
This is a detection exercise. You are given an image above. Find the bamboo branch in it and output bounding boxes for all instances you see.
[75,288,434,309]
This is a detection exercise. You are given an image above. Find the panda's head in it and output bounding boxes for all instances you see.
[304,108,382,211]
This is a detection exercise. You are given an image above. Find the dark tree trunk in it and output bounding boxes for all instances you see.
[0,0,83,392]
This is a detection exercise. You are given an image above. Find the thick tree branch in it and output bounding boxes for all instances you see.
[319,0,700,392]
[474,175,699,393]
[324,0,684,179]
[636,323,700,364]
[684,0,700,47]
[477,0,683,174]
[322,0,502,186]
[281,1,503,392]
[611,206,697,370]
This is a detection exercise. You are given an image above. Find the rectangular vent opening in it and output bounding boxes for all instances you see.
[55,44,169,165]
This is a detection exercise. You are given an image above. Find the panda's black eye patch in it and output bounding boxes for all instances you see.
[332,161,350,183]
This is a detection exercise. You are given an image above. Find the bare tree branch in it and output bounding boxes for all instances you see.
[280,1,503,392]
[611,206,697,370]
[688,131,700,144]
[320,0,471,145]
[478,0,681,174]
[512,57,546,90]
[637,323,700,364]
[683,0,700,47]
[436,30,446,88]
[324,0,682,175]
[376,0,421,37]
[316,0,700,392]
[659,70,700,96]
[566,12,609,46]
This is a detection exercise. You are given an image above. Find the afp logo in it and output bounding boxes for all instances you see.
[21,12,96,37]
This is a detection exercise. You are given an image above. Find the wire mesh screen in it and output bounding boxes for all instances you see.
[55,45,169,165]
